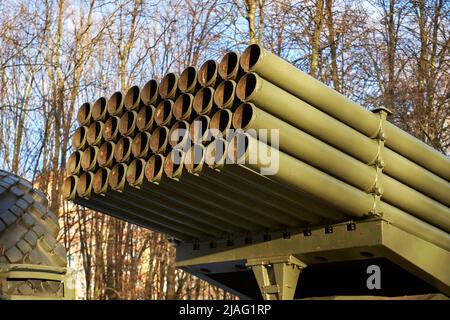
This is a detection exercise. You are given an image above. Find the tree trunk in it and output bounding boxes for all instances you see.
[325,0,339,91]
[310,0,325,77]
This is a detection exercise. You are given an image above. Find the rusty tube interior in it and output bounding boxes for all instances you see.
[179,66,199,93]
[232,102,254,130]
[236,72,258,101]
[97,141,115,167]
[132,131,152,158]
[198,60,222,87]
[107,91,124,116]
[228,132,250,163]
[77,171,94,198]
[80,146,99,171]
[149,126,169,154]
[77,102,92,126]
[155,100,174,126]
[184,144,205,174]
[103,116,120,141]
[87,121,104,146]
[158,73,179,99]
[145,154,165,183]
[205,138,227,168]
[67,150,83,175]
[218,51,243,80]
[114,136,133,163]
[173,93,194,121]
[72,126,88,150]
[63,175,78,200]
[214,80,236,109]
[126,158,146,187]
[189,115,211,144]
[163,149,185,179]
[124,85,141,111]
[168,120,190,148]
[136,105,155,132]
[210,109,233,138]
[240,44,262,71]
[93,167,110,194]
[92,97,108,121]
[119,110,137,136]
[109,163,127,191]
[193,87,215,115]
[141,79,160,106]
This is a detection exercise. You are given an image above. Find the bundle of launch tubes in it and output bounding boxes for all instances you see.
[63,44,450,251]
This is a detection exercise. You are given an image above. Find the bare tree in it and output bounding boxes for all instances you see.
[234,0,266,44]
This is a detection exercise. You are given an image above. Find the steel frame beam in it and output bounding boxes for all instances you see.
[175,218,450,298]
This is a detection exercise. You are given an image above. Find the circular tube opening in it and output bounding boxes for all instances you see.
[114,137,132,163]
[92,97,107,121]
[145,154,164,182]
[184,144,204,173]
[229,133,250,163]
[109,163,127,190]
[205,138,227,167]
[72,126,87,150]
[63,176,78,200]
[163,149,184,178]
[169,120,190,147]
[132,131,151,158]
[193,87,214,115]
[107,91,124,116]
[236,73,257,101]
[126,158,145,186]
[136,105,155,132]
[93,167,110,194]
[81,146,98,171]
[232,103,254,130]
[119,111,137,136]
[219,52,239,80]
[98,141,115,167]
[103,116,119,141]
[174,93,193,120]
[240,44,262,71]
[155,100,174,126]
[124,85,141,110]
[77,102,92,126]
[179,66,198,93]
[189,115,210,143]
[77,172,93,198]
[214,80,236,108]
[149,126,169,154]
[198,60,219,87]
[141,79,159,106]
[87,121,103,145]
[158,73,178,99]
[67,151,82,175]
[210,109,232,137]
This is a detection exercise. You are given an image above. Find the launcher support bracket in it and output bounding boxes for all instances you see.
[246,255,306,300]
[368,106,393,216]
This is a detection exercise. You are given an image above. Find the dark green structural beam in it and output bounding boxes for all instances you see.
[176,218,450,299]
